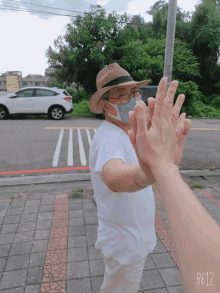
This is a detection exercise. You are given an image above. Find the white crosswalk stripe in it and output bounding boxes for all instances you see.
[52,128,64,167]
[86,129,92,146]
[52,128,97,167]
[67,129,73,166]
[77,129,87,166]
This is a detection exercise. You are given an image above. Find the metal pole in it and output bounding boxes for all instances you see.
[163,0,177,94]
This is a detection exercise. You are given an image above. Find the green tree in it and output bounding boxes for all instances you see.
[144,0,220,98]
[47,81,64,89]
[186,0,220,97]
[144,0,192,44]
[45,4,139,95]
[119,37,201,85]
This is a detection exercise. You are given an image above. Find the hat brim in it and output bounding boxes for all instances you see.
[89,79,151,114]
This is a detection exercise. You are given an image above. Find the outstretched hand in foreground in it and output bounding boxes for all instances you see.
[128,77,220,293]
[128,77,191,173]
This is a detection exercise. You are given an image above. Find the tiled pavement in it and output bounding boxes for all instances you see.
[0,175,220,292]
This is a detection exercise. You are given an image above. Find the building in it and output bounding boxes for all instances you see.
[0,67,75,92]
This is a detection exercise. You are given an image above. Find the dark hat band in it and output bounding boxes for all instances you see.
[102,76,134,88]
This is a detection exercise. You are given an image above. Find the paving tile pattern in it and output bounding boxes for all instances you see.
[0,175,219,292]
[152,176,220,269]
[41,194,68,293]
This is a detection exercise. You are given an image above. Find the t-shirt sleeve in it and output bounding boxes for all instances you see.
[94,136,126,181]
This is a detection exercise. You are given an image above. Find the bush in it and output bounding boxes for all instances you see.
[47,81,64,89]
[175,80,198,114]
[71,100,105,119]
[66,88,91,104]
[210,95,220,109]
[173,80,220,117]
[72,100,93,117]
[194,91,209,104]
[189,100,220,118]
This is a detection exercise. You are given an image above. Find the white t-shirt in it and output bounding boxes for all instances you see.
[89,120,157,265]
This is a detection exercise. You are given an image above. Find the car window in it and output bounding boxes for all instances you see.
[63,91,70,96]
[16,89,34,97]
[36,89,57,97]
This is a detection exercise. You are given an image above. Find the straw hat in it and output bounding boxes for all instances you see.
[89,63,151,113]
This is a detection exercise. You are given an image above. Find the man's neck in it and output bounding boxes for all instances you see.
[105,118,130,136]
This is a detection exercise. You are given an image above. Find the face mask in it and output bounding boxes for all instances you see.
[107,96,142,122]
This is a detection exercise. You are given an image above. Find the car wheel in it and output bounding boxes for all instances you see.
[0,106,8,120]
[49,106,65,120]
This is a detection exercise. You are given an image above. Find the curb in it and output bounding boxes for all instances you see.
[0,170,219,187]
[0,173,91,187]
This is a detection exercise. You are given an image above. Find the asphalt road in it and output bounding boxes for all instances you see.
[1,115,220,177]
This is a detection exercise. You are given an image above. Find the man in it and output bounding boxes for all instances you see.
[89,63,185,293]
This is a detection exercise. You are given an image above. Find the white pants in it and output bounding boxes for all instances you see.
[100,255,147,293]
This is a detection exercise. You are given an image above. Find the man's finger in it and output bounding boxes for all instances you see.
[183,119,192,135]
[135,100,148,131]
[147,97,155,121]
[134,102,149,137]
[128,112,135,145]
[129,111,135,133]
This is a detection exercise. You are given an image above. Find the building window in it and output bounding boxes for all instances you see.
[23,82,27,86]
[36,82,40,86]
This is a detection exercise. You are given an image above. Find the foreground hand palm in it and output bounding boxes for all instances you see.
[128,77,192,169]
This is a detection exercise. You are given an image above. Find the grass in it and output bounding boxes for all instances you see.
[69,189,84,198]
[191,184,206,189]
[68,188,94,199]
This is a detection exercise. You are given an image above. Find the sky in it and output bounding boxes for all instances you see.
[0,0,205,78]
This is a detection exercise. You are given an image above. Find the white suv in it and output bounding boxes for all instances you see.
[0,87,73,120]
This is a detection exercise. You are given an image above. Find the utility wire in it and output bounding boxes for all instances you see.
[1,1,220,34]
[8,0,85,14]
[0,1,152,26]
[0,4,78,18]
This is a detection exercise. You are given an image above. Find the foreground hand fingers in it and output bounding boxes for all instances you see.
[172,94,185,129]
[153,77,168,121]
[164,80,179,121]
[175,113,186,139]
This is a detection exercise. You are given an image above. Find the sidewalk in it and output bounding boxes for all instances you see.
[0,170,219,292]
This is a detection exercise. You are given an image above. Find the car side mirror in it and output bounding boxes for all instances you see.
[9,94,17,98]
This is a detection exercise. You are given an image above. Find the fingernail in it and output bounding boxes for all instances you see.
[136,106,143,112]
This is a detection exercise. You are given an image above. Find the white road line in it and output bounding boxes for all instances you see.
[52,129,64,167]
[86,129,92,146]
[77,129,86,166]
[67,129,73,166]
